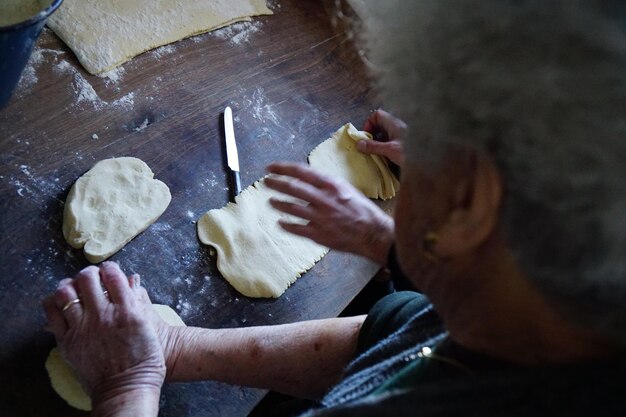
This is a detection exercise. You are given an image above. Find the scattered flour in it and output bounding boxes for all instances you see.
[14,46,139,114]
[75,74,103,106]
[17,62,38,92]
[112,92,135,108]
[150,44,176,59]
[133,118,149,132]
[98,66,125,86]
[150,222,172,233]
[212,21,262,45]
[176,300,193,318]
[16,48,65,93]
[242,87,281,125]
[16,47,135,111]
[200,172,222,190]
[267,0,281,11]
[191,35,204,44]
[9,164,64,204]
[54,60,134,110]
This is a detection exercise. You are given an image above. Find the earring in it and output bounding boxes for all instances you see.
[422,232,440,263]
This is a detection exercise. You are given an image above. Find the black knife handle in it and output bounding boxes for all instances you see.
[231,170,242,201]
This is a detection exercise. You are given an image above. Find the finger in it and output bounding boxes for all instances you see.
[264,176,332,209]
[269,198,318,221]
[99,262,132,306]
[58,277,74,286]
[363,109,388,135]
[135,285,152,304]
[267,162,334,190]
[129,273,141,290]
[54,279,83,328]
[74,266,108,314]
[356,139,403,160]
[129,274,150,305]
[43,295,67,337]
[364,109,404,135]
[278,221,323,243]
[279,221,330,248]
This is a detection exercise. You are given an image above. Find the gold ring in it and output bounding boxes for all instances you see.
[61,298,81,312]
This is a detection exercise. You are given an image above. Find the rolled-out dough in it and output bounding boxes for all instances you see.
[309,123,400,200]
[197,123,398,298]
[198,178,329,298]
[45,304,185,411]
[47,0,273,74]
[63,157,171,263]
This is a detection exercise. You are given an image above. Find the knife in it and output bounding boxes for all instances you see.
[224,106,242,199]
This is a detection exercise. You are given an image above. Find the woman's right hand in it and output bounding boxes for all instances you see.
[357,109,407,167]
[266,162,395,265]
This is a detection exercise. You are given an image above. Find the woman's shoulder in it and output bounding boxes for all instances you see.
[358,291,441,352]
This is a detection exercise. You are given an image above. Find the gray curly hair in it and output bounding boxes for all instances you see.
[354,0,626,342]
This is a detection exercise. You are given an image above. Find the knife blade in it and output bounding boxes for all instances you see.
[224,106,242,198]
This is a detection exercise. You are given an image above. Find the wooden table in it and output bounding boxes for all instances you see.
[0,1,381,416]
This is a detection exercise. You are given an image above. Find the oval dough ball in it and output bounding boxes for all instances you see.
[63,157,171,263]
[45,304,185,410]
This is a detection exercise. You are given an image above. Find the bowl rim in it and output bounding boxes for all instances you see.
[0,0,64,33]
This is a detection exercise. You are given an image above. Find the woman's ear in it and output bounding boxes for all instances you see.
[435,154,502,258]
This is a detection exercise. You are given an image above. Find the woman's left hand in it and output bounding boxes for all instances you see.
[43,262,165,415]
[266,162,394,265]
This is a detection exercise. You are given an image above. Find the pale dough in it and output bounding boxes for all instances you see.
[63,157,171,263]
[198,178,329,298]
[197,123,398,298]
[46,0,273,74]
[45,304,185,411]
[309,123,400,200]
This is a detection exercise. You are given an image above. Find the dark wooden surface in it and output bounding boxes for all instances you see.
[0,1,381,416]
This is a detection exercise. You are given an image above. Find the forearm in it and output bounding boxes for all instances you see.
[166,316,366,399]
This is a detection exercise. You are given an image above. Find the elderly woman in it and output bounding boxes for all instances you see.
[43,0,626,416]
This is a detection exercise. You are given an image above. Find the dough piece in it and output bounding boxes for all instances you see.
[45,304,186,411]
[45,348,91,411]
[152,304,186,326]
[309,123,400,200]
[63,157,171,263]
[46,0,273,74]
[198,123,398,298]
[197,178,329,298]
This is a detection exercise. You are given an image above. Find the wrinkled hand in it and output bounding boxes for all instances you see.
[43,262,169,411]
[266,162,394,265]
[357,109,407,167]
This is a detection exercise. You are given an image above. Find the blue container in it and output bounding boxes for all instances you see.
[0,0,63,109]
